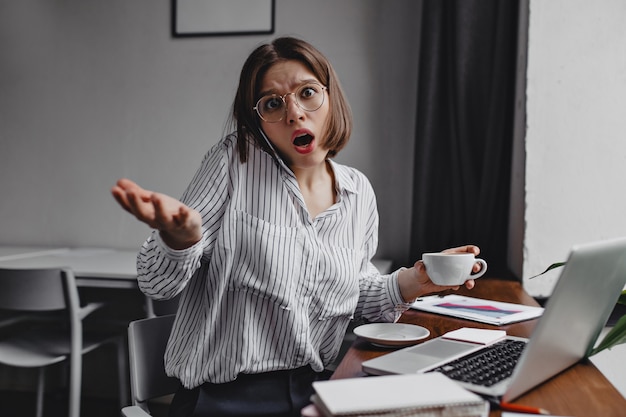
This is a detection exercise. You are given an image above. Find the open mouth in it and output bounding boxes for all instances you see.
[293,133,314,147]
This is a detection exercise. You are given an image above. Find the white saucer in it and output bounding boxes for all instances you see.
[353,323,430,347]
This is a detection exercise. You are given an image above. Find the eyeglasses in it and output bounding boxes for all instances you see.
[253,82,327,123]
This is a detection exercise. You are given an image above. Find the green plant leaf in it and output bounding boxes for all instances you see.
[590,314,626,356]
[528,262,626,356]
[528,262,567,280]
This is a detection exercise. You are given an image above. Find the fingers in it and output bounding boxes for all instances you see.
[111,178,158,225]
[174,205,199,230]
[115,178,136,189]
[111,178,134,211]
[440,245,483,274]
[151,193,198,231]
[443,245,480,255]
[172,206,188,227]
[151,193,170,228]
[151,193,190,231]
[111,185,132,213]
[111,178,203,250]
[124,189,155,224]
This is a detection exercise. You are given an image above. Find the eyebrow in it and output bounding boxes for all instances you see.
[258,79,321,97]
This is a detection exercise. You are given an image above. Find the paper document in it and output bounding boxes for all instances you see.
[443,327,506,344]
[411,294,544,325]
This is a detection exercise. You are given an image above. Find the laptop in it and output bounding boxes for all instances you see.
[362,237,626,402]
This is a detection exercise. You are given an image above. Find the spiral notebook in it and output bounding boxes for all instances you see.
[311,373,488,417]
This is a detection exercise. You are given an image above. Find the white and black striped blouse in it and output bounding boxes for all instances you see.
[136,134,405,389]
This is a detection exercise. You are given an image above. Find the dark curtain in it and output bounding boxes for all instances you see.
[409,0,519,278]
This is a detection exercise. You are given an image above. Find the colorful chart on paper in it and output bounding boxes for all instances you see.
[411,295,544,325]
[433,302,523,319]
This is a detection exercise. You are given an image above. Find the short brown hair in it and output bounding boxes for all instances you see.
[231,37,352,163]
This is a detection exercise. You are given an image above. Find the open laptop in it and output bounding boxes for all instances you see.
[362,237,626,402]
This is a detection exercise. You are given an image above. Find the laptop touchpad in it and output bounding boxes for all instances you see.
[405,339,478,369]
[362,337,480,375]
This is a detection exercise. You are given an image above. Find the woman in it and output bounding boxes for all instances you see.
[111,36,480,417]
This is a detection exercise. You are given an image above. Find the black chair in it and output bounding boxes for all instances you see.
[0,267,129,417]
[122,314,178,416]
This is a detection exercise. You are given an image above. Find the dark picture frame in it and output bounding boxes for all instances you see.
[172,0,275,37]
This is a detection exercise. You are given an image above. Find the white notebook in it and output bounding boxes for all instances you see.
[311,373,488,417]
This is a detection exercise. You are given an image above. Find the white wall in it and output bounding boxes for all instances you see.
[523,0,626,297]
[0,0,420,266]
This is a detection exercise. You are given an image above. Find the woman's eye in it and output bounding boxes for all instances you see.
[264,97,282,111]
[300,87,317,99]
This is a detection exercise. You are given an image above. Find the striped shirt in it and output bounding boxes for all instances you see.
[137,134,406,388]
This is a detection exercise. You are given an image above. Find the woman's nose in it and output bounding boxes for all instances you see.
[284,94,304,123]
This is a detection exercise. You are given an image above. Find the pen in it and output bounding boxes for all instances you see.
[500,401,550,415]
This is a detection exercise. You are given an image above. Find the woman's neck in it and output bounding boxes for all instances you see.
[292,160,336,218]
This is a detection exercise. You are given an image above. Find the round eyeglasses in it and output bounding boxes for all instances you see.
[253,82,327,123]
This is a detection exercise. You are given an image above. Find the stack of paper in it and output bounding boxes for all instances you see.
[311,373,489,417]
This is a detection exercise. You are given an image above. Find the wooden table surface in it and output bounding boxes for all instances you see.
[331,278,626,417]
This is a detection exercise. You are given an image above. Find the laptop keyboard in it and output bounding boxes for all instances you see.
[429,339,526,387]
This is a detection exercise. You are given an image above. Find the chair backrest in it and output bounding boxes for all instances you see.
[149,293,180,316]
[128,314,179,411]
[0,267,77,312]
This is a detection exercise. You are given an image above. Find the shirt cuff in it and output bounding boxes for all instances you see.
[388,267,413,308]
[153,229,204,262]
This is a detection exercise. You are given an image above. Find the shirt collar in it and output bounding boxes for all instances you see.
[327,159,359,196]
[251,135,359,196]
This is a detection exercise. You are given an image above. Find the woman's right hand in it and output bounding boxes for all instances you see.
[111,178,202,250]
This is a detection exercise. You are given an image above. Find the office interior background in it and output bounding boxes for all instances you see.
[1,0,625,296]
[1,0,626,411]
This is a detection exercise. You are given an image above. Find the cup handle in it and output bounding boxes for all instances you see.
[469,259,488,280]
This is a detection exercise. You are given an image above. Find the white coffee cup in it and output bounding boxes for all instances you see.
[422,253,488,286]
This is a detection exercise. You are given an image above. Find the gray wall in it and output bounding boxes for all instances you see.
[0,0,421,267]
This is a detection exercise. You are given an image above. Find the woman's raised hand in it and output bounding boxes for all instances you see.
[111,178,202,250]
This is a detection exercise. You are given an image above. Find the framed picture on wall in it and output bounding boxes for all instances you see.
[172,0,275,37]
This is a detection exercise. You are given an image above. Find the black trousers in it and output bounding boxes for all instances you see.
[169,366,331,417]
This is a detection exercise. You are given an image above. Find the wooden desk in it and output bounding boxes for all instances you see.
[332,278,626,417]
